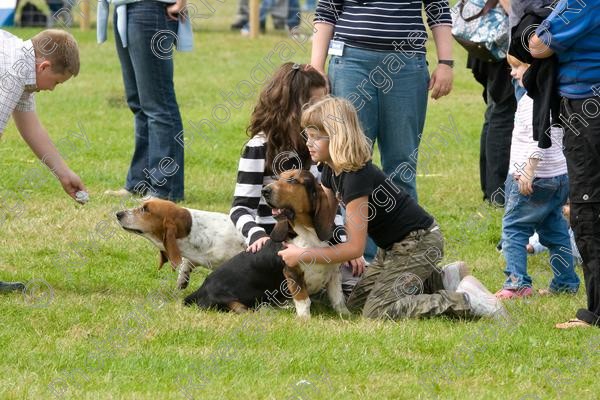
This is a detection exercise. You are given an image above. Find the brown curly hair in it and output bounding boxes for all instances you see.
[247,62,327,175]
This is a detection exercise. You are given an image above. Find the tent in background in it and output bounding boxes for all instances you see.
[0,0,18,26]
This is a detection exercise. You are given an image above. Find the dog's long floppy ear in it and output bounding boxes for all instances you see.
[270,209,296,242]
[161,208,192,270]
[312,181,336,241]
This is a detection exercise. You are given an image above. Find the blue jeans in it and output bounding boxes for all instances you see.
[287,0,300,27]
[501,174,580,293]
[329,46,429,261]
[114,1,185,201]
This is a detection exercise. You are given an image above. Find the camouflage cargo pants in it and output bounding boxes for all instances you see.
[347,222,471,319]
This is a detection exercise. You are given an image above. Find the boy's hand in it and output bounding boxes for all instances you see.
[58,169,87,204]
[517,173,534,196]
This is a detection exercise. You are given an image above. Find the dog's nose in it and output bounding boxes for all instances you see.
[261,186,272,199]
[116,211,125,220]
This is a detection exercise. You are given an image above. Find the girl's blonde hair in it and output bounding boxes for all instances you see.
[301,96,371,172]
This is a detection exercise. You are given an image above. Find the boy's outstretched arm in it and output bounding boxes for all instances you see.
[12,110,87,202]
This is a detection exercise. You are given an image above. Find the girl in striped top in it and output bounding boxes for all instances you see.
[229,62,328,252]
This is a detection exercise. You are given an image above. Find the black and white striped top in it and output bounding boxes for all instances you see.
[230,134,344,245]
[315,0,452,52]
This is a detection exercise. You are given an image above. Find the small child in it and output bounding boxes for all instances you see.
[495,55,580,299]
[1,29,87,292]
[278,96,506,320]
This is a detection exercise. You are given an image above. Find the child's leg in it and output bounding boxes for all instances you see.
[346,248,384,313]
[358,224,471,319]
[537,175,580,293]
[500,177,537,290]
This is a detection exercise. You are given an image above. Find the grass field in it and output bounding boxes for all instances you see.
[1,7,599,399]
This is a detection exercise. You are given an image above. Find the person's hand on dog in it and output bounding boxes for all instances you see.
[347,256,366,276]
[247,236,270,253]
[278,242,304,267]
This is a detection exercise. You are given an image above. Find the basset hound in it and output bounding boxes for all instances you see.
[184,170,349,318]
[116,199,246,289]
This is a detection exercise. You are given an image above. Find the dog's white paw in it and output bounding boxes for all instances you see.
[177,261,193,290]
[294,298,311,319]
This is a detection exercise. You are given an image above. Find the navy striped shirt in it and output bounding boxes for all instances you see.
[536,0,600,99]
[315,0,452,52]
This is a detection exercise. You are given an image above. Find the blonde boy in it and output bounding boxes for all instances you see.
[0,29,86,292]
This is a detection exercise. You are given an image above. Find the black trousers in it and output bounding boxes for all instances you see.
[479,64,517,207]
[561,97,600,326]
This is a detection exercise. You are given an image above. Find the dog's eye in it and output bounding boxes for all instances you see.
[141,205,148,212]
[287,178,298,184]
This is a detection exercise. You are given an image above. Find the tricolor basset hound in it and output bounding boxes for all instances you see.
[116,199,246,289]
[184,170,349,318]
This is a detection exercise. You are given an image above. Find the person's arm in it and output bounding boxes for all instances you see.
[499,0,510,14]
[516,157,540,196]
[278,196,369,267]
[229,140,270,250]
[12,110,86,201]
[429,25,454,100]
[322,183,367,275]
[530,34,554,59]
[310,22,335,76]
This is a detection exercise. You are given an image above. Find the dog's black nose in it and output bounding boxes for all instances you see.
[261,186,271,199]
[116,211,125,220]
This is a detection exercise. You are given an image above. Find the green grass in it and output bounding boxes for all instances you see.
[2,11,600,399]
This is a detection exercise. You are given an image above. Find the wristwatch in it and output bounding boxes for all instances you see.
[438,59,455,68]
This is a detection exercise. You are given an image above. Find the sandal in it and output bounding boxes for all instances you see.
[555,318,591,329]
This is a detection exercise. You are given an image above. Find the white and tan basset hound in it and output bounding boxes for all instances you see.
[116,199,245,289]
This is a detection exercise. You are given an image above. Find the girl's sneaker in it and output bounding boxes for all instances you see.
[494,286,533,299]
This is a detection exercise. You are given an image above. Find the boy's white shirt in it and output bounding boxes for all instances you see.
[0,30,37,136]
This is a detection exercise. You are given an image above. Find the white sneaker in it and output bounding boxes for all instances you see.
[456,275,507,318]
[441,261,470,292]
[104,188,132,197]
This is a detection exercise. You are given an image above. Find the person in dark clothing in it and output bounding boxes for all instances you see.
[530,0,600,329]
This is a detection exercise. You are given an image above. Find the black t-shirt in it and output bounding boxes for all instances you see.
[321,162,434,249]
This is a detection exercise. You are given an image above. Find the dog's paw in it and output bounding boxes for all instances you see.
[334,304,351,317]
[176,264,192,290]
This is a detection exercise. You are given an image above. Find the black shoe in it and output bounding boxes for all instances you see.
[0,281,26,293]
[230,19,248,30]
[273,20,286,30]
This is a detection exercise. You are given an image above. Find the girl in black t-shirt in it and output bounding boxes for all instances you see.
[278,96,506,319]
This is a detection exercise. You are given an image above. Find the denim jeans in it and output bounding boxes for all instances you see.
[501,174,580,293]
[329,45,429,261]
[114,1,185,201]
